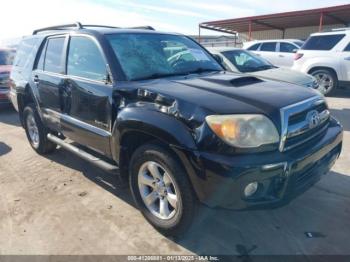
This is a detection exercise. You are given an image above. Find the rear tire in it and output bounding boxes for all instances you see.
[129,143,196,236]
[23,104,57,154]
[311,69,338,96]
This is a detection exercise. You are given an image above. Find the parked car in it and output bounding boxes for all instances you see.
[292,28,350,95]
[244,39,304,68]
[208,47,318,89]
[9,23,343,236]
[0,48,16,107]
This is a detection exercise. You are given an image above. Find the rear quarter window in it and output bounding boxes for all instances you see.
[13,38,40,69]
[302,34,345,50]
[344,43,350,51]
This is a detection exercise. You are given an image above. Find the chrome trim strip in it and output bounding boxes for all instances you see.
[61,114,112,137]
[283,122,329,151]
[44,108,111,137]
[261,162,287,171]
[279,96,325,152]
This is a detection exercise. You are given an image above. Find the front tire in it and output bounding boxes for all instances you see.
[23,104,57,154]
[311,69,338,96]
[129,143,196,236]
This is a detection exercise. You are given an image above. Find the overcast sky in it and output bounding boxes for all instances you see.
[0,0,349,43]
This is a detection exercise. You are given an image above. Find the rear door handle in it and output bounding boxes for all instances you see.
[344,57,350,61]
[33,75,40,83]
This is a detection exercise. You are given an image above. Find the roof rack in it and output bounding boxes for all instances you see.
[127,26,155,30]
[33,22,155,35]
[81,24,120,29]
[331,27,350,32]
[33,22,82,35]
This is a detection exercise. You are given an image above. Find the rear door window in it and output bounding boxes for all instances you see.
[44,37,65,74]
[260,42,276,52]
[302,34,345,50]
[36,41,47,71]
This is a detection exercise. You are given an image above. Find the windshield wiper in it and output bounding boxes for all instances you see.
[254,65,274,71]
[185,68,222,75]
[131,68,221,81]
[132,72,185,81]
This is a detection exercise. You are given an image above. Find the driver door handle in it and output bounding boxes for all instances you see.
[33,75,40,83]
[344,56,350,61]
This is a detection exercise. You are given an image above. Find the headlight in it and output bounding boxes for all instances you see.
[205,114,279,148]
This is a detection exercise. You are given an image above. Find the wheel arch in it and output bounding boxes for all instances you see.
[308,66,339,80]
[110,108,198,183]
[17,84,38,126]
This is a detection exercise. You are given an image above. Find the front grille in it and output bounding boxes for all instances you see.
[280,97,329,152]
[288,103,327,125]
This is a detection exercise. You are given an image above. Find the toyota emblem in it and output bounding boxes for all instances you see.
[307,110,321,129]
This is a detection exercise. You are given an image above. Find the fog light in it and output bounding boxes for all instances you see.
[244,182,258,197]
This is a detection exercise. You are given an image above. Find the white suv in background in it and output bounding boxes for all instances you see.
[243,39,304,68]
[292,29,350,95]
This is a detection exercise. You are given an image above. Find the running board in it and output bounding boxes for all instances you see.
[47,134,119,173]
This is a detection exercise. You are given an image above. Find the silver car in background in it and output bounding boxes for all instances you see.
[208,47,320,91]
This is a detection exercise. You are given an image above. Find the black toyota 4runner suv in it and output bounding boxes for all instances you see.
[9,23,343,236]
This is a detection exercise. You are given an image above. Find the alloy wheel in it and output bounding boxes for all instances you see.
[26,114,40,147]
[138,161,179,220]
[313,72,334,95]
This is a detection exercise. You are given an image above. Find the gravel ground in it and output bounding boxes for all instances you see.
[0,91,349,255]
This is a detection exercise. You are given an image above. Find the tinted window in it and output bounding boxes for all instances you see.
[13,38,39,68]
[247,43,260,51]
[280,42,297,53]
[44,37,65,74]
[0,50,15,65]
[344,43,350,51]
[67,36,106,81]
[302,34,345,50]
[260,42,276,52]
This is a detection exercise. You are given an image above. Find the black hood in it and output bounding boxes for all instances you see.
[118,72,322,129]
[139,72,319,110]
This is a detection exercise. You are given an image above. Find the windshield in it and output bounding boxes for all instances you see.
[107,33,222,81]
[221,50,275,73]
[0,50,15,65]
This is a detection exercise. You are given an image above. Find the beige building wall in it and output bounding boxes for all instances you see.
[240,24,344,42]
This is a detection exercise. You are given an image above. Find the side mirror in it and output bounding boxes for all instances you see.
[292,48,298,53]
[213,54,223,64]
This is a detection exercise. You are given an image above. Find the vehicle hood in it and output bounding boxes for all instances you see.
[130,72,321,128]
[249,67,315,86]
[0,65,12,74]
